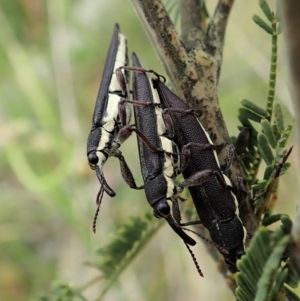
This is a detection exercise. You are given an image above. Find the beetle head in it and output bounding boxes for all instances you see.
[87,127,102,168]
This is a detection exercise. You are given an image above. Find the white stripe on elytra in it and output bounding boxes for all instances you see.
[103,33,128,124]
[196,120,220,168]
[97,32,128,168]
[223,173,247,244]
[196,116,247,244]
[148,76,177,199]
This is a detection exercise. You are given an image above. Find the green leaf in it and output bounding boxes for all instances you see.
[273,102,285,133]
[262,214,282,226]
[279,122,293,148]
[272,123,281,141]
[261,119,277,148]
[252,14,273,34]
[285,262,300,288]
[201,0,210,18]
[278,162,291,176]
[239,107,264,123]
[255,236,289,301]
[275,147,287,159]
[241,99,268,117]
[258,133,274,165]
[268,267,288,301]
[281,215,292,233]
[259,0,274,22]
[252,180,268,190]
[263,165,274,180]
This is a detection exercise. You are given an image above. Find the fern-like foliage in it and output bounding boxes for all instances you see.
[237,0,282,184]
[235,0,292,218]
[37,284,88,301]
[236,215,300,301]
[90,213,161,277]
[87,213,163,300]
[233,1,298,300]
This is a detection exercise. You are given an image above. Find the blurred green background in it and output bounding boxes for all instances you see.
[0,0,297,300]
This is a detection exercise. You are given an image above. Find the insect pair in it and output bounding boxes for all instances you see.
[87,24,247,274]
[87,23,193,244]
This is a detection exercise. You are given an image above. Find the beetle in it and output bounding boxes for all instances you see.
[151,78,247,272]
[87,24,143,206]
[116,52,198,247]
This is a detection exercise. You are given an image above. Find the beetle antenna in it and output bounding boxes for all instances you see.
[93,186,105,233]
[182,227,229,255]
[96,185,105,206]
[184,243,203,277]
[92,206,100,234]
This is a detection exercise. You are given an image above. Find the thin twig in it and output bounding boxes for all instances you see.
[206,0,235,82]
[179,0,204,46]
[129,0,188,98]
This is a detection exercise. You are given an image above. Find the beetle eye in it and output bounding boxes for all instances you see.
[88,153,99,165]
[154,202,170,218]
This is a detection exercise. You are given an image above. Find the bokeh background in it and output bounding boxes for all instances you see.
[0,0,297,300]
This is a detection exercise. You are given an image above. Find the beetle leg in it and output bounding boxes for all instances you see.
[115,151,144,190]
[178,169,228,190]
